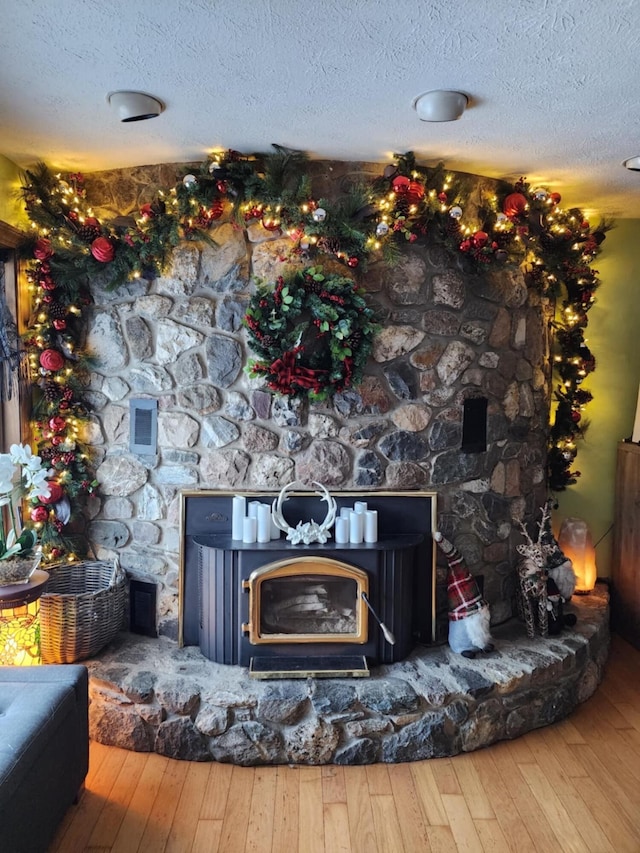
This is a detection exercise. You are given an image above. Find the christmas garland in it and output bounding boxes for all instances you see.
[243,266,378,401]
[17,146,609,533]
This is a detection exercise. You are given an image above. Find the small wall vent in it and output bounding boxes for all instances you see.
[129,579,157,637]
[461,397,488,453]
[130,398,158,455]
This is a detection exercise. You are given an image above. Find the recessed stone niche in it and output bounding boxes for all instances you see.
[85,159,552,641]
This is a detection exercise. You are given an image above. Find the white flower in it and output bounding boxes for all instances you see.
[0,442,53,559]
[0,456,16,495]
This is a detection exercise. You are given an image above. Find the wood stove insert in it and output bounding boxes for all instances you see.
[180,490,436,676]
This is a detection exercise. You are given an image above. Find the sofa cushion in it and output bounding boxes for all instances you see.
[0,682,79,789]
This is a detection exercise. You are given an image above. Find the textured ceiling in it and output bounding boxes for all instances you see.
[2,0,640,217]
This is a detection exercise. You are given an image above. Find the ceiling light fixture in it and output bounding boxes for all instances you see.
[107,91,164,122]
[413,90,468,122]
[623,156,640,171]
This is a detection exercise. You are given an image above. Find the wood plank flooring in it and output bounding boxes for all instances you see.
[50,634,640,853]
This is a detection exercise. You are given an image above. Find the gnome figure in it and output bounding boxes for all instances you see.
[434,531,495,658]
[539,499,577,601]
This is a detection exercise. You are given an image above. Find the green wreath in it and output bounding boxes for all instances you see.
[243,266,379,401]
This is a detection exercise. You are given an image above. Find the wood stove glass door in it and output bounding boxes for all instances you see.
[242,556,369,645]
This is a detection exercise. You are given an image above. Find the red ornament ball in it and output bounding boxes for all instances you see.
[503,192,528,219]
[392,176,410,194]
[406,181,425,204]
[347,256,359,268]
[41,482,65,504]
[52,319,66,331]
[39,348,65,372]
[549,192,562,205]
[48,415,67,433]
[90,236,115,263]
[30,505,49,523]
[571,410,582,423]
[473,230,489,247]
[34,238,53,260]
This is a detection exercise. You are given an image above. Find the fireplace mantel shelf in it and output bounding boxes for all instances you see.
[193,533,424,551]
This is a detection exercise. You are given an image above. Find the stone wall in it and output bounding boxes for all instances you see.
[84,162,552,640]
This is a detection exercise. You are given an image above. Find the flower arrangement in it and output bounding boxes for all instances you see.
[0,443,52,581]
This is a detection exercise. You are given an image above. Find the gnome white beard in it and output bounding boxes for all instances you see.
[548,560,576,600]
[448,603,492,655]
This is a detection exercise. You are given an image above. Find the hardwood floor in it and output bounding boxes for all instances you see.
[50,634,640,853]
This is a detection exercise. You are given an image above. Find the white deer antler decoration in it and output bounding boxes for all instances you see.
[271,481,337,545]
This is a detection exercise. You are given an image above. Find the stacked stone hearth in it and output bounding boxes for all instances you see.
[87,587,609,764]
[84,161,552,639]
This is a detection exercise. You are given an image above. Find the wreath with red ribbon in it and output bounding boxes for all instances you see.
[243,266,379,401]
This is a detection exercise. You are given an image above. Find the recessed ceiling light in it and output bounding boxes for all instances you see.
[623,156,640,171]
[413,90,468,122]
[107,91,164,122]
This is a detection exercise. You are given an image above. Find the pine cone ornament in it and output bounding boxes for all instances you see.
[394,197,410,217]
[47,302,67,320]
[262,335,277,350]
[446,219,462,238]
[317,236,341,256]
[43,380,61,402]
[77,223,102,243]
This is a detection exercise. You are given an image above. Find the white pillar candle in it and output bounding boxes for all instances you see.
[354,501,368,514]
[340,506,352,519]
[364,509,378,543]
[242,516,257,544]
[335,516,350,544]
[248,500,261,519]
[257,503,271,543]
[231,495,246,540]
[349,510,364,544]
[632,383,640,442]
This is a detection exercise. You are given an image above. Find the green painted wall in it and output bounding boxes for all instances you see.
[0,153,27,228]
[554,220,640,577]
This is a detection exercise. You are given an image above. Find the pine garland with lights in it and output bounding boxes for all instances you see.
[19,148,609,493]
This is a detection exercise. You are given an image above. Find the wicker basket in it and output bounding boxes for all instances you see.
[40,558,127,664]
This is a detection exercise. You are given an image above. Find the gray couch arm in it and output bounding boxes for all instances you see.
[0,665,89,853]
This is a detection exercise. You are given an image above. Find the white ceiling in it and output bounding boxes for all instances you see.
[3,0,640,218]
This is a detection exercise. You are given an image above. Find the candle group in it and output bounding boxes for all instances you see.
[232,496,280,543]
[336,501,378,544]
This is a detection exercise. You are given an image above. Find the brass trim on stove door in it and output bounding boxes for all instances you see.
[242,556,370,645]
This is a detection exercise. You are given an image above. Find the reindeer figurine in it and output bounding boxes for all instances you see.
[516,505,551,639]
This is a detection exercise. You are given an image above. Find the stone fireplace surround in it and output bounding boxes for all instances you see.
[86,159,552,642]
[78,159,598,764]
[87,586,609,765]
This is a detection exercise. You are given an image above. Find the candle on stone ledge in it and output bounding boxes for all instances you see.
[335,516,349,544]
[364,509,378,543]
[257,504,271,543]
[231,495,246,540]
[354,501,368,514]
[242,516,257,544]
[349,511,364,544]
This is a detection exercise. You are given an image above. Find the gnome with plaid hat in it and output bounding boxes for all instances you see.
[434,531,494,658]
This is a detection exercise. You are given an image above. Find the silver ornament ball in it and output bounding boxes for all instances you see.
[376,222,389,237]
[449,206,463,220]
[312,207,327,223]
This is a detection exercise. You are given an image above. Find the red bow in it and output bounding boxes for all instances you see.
[269,348,328,391]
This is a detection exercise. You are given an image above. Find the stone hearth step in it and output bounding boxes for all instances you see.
[86,584,610,766]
